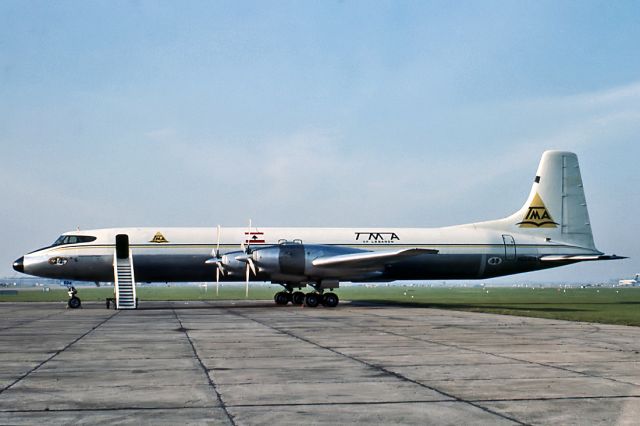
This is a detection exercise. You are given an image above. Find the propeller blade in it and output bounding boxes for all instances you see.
[215,224,222,258]
[247,258,256,276]
[215,260,225,278]
[244,218,252,252]
[245,264,250,298]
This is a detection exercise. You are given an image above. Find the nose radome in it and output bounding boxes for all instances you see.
[13,257,24,273]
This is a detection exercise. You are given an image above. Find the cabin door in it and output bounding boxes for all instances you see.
[115,234,130,259]
[502,234,516,260]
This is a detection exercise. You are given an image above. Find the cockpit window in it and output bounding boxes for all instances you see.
[52,235,97,246]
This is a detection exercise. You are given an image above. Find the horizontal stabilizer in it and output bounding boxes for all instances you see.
[540,254,627,262]
[312,248,438,268]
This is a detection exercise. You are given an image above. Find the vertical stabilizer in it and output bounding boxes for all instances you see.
[505,151,596,250]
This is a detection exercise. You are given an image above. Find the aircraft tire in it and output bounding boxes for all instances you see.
[291,291,305,305]
[68,297,81,309]
[304,292,320,308]
[274,292,289,305]
[322,292,339,308]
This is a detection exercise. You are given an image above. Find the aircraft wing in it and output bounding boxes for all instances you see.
[540,254,627,262]
[312,248,438,269]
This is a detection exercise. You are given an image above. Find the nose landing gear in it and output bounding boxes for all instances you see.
[67,286,81,309]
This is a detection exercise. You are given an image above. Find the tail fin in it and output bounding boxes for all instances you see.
[505,151,596,250]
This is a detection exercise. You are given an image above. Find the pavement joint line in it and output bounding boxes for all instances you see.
[0,400,459,412]
[226,399,456,407]
[292,307,640,388]
[435,319,639,355]
[205,361,520,370]
[374,326,640,388]
[223,394,640,407]
[171,308,237,426]
[212,374,588,386]
[227,308,529,426]
[10,384,220,390]
[0,311,120,395]
[0,406,216,413]
[570,333,639,354]
[468,394,640,403]
[362,308,640,355]
[395,375,597,383]
[216,379,401,386]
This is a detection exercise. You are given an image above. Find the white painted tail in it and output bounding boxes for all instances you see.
[504,151,596,250]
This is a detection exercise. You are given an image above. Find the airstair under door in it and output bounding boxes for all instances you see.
[114,234,137,309]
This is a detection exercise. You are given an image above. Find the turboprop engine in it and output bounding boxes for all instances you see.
[219,251,248,275]
[248,242,366,280]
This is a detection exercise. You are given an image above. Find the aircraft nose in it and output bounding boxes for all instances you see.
[13,257,24,273]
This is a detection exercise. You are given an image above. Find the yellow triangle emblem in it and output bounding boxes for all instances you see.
[150,232,169,243]
[517,193,558,228]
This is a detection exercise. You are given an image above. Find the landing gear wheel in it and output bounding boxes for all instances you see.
[68,296,81,309]
[274,291,289,305]
[321,292,339,308]
[291,291,305,305]
[304,292,320,308]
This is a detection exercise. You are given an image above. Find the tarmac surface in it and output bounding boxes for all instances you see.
[0,300,639,425]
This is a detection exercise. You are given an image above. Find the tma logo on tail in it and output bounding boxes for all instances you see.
[517,193,559,228]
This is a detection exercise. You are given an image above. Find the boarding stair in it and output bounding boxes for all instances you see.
[113,248,137,309]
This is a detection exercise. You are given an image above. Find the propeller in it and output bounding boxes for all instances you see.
[216,225,223,295]
[210,225,224,296]
[240,219,259,298]
[207,220,258,299]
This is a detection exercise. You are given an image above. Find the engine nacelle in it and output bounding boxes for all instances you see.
[251,242,367,279]
[220,251,247,275]
[252,244,305,276]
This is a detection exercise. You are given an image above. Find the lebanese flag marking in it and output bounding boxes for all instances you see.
[245,232,265,244]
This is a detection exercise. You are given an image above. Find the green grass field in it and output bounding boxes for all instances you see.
[2,285,639,326]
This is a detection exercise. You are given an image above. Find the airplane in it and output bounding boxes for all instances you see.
[12,150,625,309]
[618,274,639,287]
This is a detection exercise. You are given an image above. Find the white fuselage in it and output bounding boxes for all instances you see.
[19,224,598,284]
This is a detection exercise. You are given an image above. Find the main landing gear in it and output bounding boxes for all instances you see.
[67,286,81,309]
[273,289,339,308]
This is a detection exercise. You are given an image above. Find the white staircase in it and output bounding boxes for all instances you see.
[114,249,137,309]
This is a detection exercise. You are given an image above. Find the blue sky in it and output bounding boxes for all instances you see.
[1,1,639,281]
